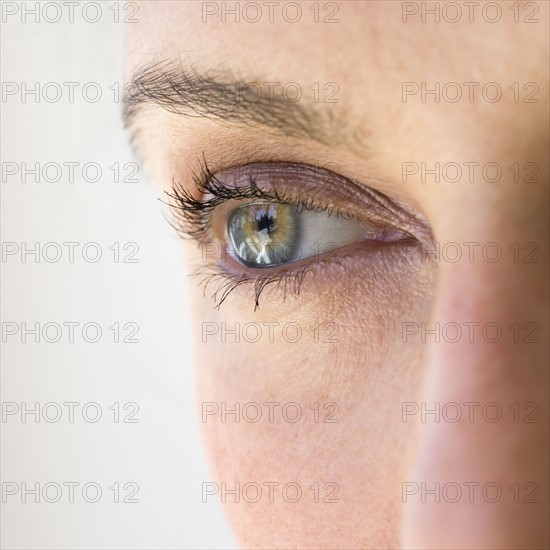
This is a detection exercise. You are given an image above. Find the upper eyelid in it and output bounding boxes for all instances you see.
[167,159,430,244]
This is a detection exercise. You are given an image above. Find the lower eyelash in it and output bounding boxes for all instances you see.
[191,255,346,310]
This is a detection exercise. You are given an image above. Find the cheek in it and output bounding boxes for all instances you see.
[193,258,436,548]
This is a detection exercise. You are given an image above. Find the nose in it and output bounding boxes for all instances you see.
[402,185,549,548]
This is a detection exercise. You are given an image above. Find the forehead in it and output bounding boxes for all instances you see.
[127,1,538,83]
[127,1,546,144]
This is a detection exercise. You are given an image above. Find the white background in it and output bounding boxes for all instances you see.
[1,2,236,548]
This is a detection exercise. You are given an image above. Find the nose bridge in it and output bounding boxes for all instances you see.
[401,220,549,548]
[423,253,548,422]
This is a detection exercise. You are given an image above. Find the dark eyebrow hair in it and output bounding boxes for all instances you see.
[123,60,353,149]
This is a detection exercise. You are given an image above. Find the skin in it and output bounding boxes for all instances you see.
[127,2,549,548]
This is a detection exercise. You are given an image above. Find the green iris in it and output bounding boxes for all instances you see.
[227,202,301,267]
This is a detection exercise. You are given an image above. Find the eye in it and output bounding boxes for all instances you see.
[167,160,427,309]
[226,201,381,268]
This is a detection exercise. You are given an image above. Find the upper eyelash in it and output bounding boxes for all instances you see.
[164,156,349,242]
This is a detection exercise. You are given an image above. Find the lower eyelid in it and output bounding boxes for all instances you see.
[216,235,417,278]
[190,236,421,310]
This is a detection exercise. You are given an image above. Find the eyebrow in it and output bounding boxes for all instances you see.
[123,59,351,149]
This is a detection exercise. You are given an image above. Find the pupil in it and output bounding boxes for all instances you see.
[257,212,276,235]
